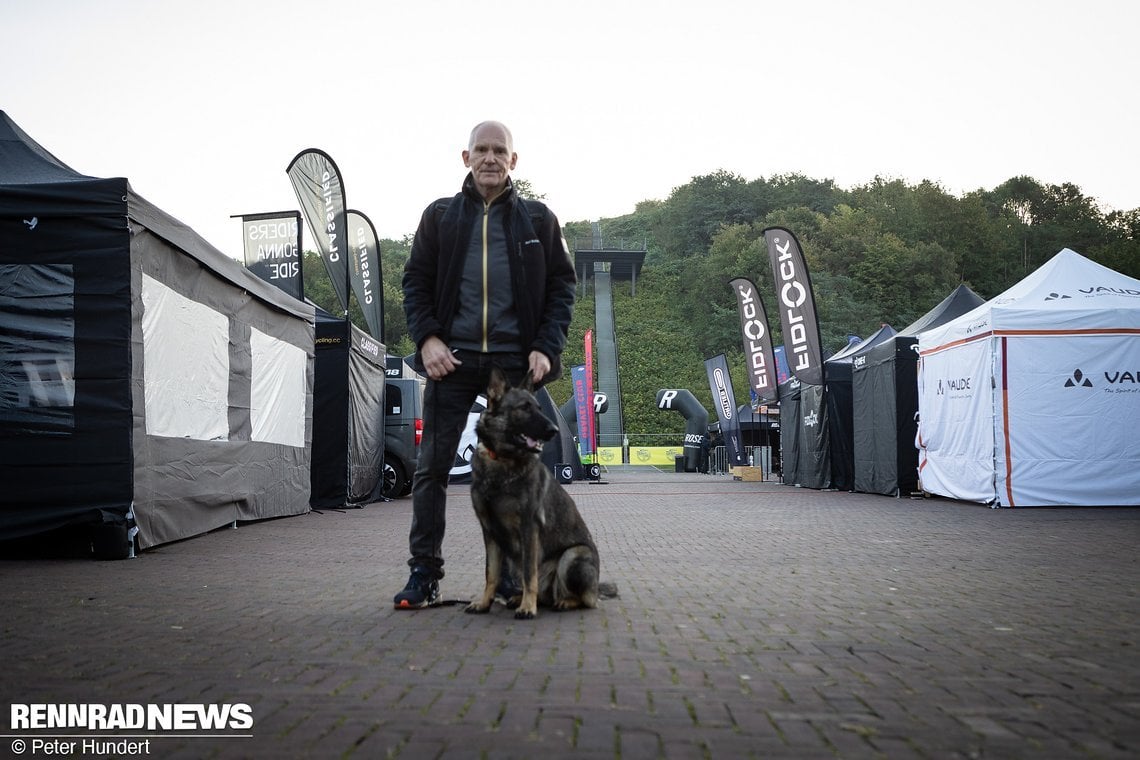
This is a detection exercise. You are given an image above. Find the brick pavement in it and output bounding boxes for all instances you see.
[1,468,1138,759]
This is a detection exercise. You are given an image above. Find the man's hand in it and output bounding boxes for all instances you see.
[528,351,551,384]
[421,336,461,380]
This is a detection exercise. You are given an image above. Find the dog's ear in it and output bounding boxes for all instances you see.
[520,368,536,392]
[487,366,509,404]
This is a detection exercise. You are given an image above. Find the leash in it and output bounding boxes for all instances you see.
[425,585,619,608]
[427,598,472,608]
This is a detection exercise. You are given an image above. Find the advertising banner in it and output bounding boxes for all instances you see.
[236,211,303,301]
[729,276,779,405]
[347,209,384,340]
[571,364,595,461]
[704,354,747,466]
[763,227,824,386]
[286,148,348,312]
[584,329,597,456]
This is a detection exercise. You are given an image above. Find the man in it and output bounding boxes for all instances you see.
[395,121,577,608]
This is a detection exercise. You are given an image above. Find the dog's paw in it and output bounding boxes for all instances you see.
[465,602,491,614]
[514,608,536,620]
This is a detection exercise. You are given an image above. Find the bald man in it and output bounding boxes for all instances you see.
[396,121,576,608]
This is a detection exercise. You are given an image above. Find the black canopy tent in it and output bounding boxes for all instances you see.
[311,305,386,508]
[823,325,897,491]
[0,111,314,555]
[852,284,985,496]
[777,377,829,489]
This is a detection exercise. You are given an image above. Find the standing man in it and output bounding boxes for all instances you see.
[395,121,577,608]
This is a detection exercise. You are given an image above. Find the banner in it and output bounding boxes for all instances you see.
[584,329,597,454]
[347,209,384,340]
[729,277,779,405]
[234,211,303,301]
[704,354,747,466]
[773,345,791,385]
[571,365,595,461]
[286,148,348,312]
[763,227,824,386]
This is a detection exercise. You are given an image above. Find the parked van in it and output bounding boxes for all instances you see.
[382,376,423,498]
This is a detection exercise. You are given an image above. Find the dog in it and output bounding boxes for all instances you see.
[465,368,601,620]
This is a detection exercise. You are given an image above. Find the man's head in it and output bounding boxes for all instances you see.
[463,121,517,201]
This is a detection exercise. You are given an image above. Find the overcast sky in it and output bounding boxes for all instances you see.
[5,0,1137,257]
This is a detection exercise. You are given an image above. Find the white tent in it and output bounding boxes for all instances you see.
[916,249,1140,506]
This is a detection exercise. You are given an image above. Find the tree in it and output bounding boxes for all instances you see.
[513,177,545,200]
[648,170,767,259]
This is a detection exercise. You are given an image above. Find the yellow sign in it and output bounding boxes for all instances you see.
[629,446,683,466]
[597,447,622,464]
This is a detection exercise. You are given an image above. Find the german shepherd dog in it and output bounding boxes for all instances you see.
[465,368,601,620]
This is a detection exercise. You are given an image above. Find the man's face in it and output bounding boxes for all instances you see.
[463,124,517,201]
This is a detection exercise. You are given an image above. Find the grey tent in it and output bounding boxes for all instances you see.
[823,325,897,491]
[851,284,985,496]
[311,305,386,508]
[0,111,314,555]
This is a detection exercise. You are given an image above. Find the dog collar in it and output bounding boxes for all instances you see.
[480,444,497,460]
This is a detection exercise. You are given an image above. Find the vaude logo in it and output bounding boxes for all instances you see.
[1064,368,1140,392]
[1048,285,1140,301]
[937,377,972,395]
[1075,285,1140,298]
[853,355,866,369]
[1106,370,1140,384]
[803,410,819,427]
[1064,368,1093,388]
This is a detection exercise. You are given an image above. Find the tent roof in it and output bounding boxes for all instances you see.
[900,283,986,336]
[1,110,312,323]
[920,249,1140,351]
[0,110,97,185]
[129,188,313,322]
[827,323,896,364]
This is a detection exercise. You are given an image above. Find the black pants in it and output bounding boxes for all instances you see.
[407,350,528,579]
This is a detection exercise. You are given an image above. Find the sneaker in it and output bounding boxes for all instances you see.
[394,567,439,609]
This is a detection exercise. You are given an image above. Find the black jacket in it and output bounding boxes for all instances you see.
[402,174,577,380]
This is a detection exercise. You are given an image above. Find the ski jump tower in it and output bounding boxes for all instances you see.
[573,223,646,462]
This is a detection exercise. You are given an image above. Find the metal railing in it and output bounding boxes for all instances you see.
[571,238,647,252]
[709,446,775,477]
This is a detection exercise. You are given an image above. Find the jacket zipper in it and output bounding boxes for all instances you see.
[481,201,490,352]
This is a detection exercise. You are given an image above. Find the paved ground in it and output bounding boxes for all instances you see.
[1,468,1138,759]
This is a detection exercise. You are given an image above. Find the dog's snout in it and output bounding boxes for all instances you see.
[525,413,558,442]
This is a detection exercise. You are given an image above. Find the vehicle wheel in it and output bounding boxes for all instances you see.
[382,455,408,499]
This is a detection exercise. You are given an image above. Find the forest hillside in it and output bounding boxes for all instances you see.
[306,172,1139,441]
